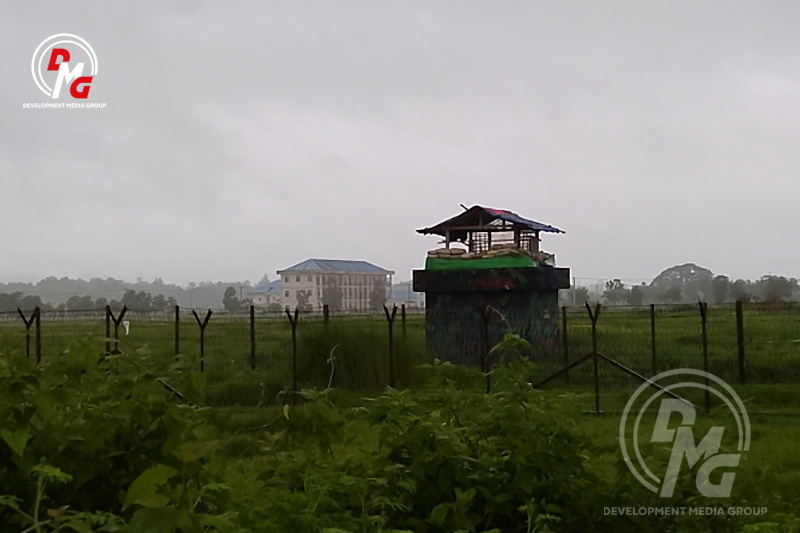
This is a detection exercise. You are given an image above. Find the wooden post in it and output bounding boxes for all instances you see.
[736,300,745,385]
[323,304,329,334]
[383,304,398,388]
[250,305,256,371]
[699,301,709,413]
[650,303,657,376]
[174,305,180,359]
[561,306,569,385]
[285,308,299,404]
[192,309,213,372]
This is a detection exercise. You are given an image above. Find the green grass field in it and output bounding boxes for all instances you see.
[1,305,799,531]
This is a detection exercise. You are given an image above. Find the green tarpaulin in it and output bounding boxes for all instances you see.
[425,255,538,271]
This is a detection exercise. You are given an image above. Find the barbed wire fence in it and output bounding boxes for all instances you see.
[1,301,798,406]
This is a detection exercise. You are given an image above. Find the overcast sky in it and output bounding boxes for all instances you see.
[2,2,800,287]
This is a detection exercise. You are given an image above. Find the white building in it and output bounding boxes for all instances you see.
[246,280,282,308]
[276,258,394,311]
[387,281,425,308]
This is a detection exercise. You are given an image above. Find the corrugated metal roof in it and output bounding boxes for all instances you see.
[417,205,565,237]
[277,258,394,274]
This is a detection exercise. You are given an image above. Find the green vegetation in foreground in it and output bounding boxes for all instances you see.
[0,339,799,532]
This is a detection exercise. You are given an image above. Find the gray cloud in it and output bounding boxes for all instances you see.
[2,1,800,286]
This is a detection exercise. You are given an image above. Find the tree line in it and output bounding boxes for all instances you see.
[560,263,799,306]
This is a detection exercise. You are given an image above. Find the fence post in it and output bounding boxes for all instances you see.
[174,305,180,359]
[192,309,213,372]
[323,304,329,335]
[105,305,111,355]
[285,308,299,404]
[736,300,745,385]
[17,307,39,359]
[561,306,569,385]
[650,303,656,376]
[383,304,398,388]
[586,302,602,414]
[250,305,256,371]
[482,307,491,394]
[699,301,709,414]
[401,304,407,340]
[35,307,41,364]
[110,306,128,355]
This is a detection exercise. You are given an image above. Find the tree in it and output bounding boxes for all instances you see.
[559,287,590,306]
[711,275,730,304]
[662,287,682,304]
[369,277,388,309]
[222,287,243,313]
[94,297,108,309]
[19,294,42,310]
[296,290,313,312]
[757,275,797,302]
[65,295,94,310]
[626,285,645,306]
[603,279,628,305]
[731,279,751,303]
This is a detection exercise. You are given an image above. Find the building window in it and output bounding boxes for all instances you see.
[296,275,300,282]
[316,276,321,284]
[283,276,288,283]
[308,275,313,282]
[284,290,289,298]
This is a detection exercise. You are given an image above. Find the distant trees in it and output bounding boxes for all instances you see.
[626,285,645,306]
[711,276,730,304]
[0,293,42,312]
[603,279,627,304]
[559,286,590,306]
[222,287,244,313]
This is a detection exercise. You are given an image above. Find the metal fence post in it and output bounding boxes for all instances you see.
[323,304,329,335]
[105,305,111,355]
[586,302,602,414]
[285,308,299,404]
[401,304,407,340]
[250,305,256,371]
[17,307,39,360]
[482,307,491,394]
[699,301,709,413]
[650,303,656,376]
[174,305,180,359]
[736,300,746,385]
[192,309,213,372]
[383,304,397,388]
[561,306,569,385]
[35,308,41,364]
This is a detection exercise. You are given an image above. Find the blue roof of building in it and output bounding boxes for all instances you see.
[248,279,281,294]
[277,259,393,274]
